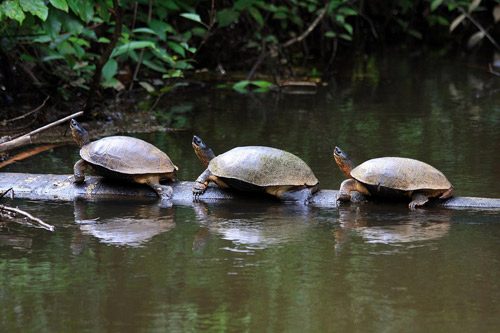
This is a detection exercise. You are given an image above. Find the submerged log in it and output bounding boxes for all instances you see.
[1,172,500,209]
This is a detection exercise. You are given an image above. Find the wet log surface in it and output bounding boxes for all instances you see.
[1,172,500,209]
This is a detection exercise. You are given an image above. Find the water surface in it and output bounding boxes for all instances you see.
[1,52,499,332]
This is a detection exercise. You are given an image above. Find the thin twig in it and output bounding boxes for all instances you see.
[0,205,55,231]
[459,7,500,51]
[282,5,328,48]
[129,0,153,91]
[3,96,50,124]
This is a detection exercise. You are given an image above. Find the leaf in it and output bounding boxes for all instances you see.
[98,37,110,43]
[167,41,186,57]
[233,80,251,93]
[111,41,156,57]
[20,0,48,21]
[217,9,239,28]
[102,59,117,81]
[180,12,201,24]
[449,13,466,32]
[467,31,485,49]
[139,81,155,93]
[430,0,443,12]
[67,0,93,22]
[344,23,353,35]
[325,31,336,38]
[468,0,481,13]
[143,59,168,73]
[149,19,169,40]
[248,6,264,26]
[49,0,68,12]
[1,1,26,24]
[133,27,158,35]
[232,80,274,93]
[493,5,500,23]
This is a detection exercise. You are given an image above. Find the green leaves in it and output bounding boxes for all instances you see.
[233,80,275,93]
[49,0,69,12]
[0,1,25,24]
[0,0,68,23]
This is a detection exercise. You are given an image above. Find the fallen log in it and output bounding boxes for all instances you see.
[0,172,499,209]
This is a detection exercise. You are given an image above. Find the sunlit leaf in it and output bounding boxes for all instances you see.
[49,0,68,12]
[232,80,274,93]
[180,12,201,23]
[111,41,156,57]
[493,4,500,23]
[1,1,26,24]
[467,31,485,49]
[468,0,481,13]
[139,81,155,93]
[449,13,465,32]
[20,0,48,21]
[133,27,158,36]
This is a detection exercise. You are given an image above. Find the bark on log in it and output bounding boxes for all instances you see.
[1,172,499,209]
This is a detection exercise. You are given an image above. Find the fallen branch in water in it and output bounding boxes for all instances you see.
[0,144,61,169]
[0,110,83,153]
[0,204,55,232]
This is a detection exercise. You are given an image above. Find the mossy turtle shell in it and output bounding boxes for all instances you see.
[351,157,452,191]
[80,136,177,174]
[208,146,318,187]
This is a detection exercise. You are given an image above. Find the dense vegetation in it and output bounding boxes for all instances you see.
[0,0,498,114]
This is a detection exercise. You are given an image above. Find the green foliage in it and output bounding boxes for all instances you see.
[0,0,498,100]
[232,80,275,93]
[0,0,199,95]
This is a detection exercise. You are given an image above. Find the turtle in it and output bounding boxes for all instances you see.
[333,146,454,209]
[70,119,178,200]
[191,135,319,203]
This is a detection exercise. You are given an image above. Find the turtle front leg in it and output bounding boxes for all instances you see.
[139,175,174,201]
[409,192,429,210]
[73,159,88,183]
[337,179,369,202]
[193,169,213,196]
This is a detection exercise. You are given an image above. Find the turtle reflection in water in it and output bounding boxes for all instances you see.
[70,119,178,201]
[333,146,453,209]
[191,135,319,203]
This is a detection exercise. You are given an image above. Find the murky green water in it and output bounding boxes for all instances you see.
[1,52,500,332]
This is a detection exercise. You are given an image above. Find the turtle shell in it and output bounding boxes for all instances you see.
[208,146,318,187]
[80,136,177,175]
[351,157,451,191]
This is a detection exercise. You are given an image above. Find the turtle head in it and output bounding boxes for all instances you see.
[333,146,354,178]
[192,135,216,167]
[70,119,90,147]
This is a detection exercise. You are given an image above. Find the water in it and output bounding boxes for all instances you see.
[1,52,500,332]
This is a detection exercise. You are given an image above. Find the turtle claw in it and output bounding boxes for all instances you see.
[192,181,207,198]
[336,192,351,202]
[70,175,85,184]
[153,185,173,201]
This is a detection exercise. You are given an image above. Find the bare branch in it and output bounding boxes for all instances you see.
[0,205,55,231]
[0,111,83,153]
